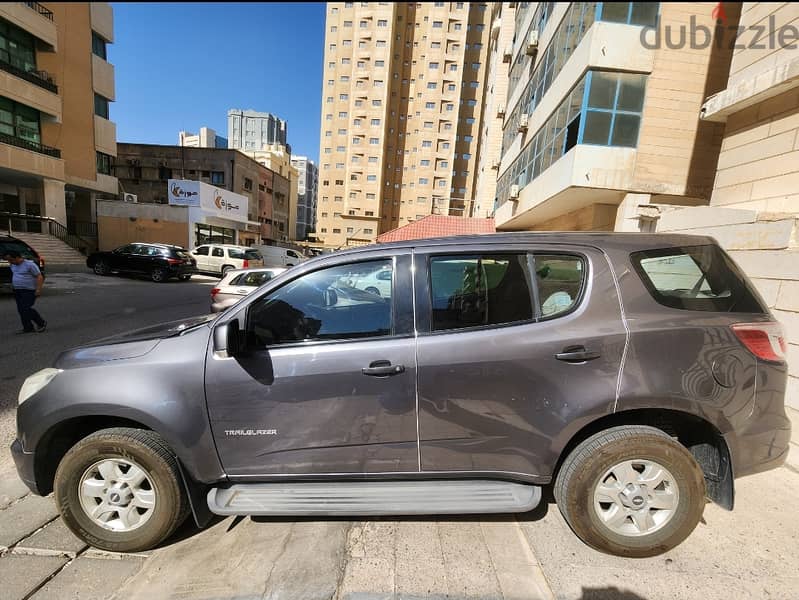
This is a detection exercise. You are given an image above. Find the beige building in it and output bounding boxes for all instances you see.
[490,2,738,233]
[0,2,116,243]
[246,144,298,242]
[316,1,492,248]
[655,2,799,420]
[177,126,227,149]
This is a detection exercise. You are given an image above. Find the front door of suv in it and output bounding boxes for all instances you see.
[413,244,626,481]
[205,251,418,477]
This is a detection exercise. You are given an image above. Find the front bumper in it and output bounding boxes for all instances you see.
[10,438,41,495]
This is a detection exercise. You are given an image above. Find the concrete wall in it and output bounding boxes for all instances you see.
[96,200,188,251]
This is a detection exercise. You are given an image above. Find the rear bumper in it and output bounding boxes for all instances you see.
[168,264,198,276]
[10,438,41,495]
[727,410,791,479]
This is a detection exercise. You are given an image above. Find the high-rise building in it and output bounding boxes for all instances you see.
[316,2,492,248]
[489,2,737,233]
[0,2,117,241]
[178,127,227,149]
[290,156,318,241]
[227,109,288,151]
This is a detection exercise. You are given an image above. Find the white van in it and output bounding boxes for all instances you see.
[252,245,306,268]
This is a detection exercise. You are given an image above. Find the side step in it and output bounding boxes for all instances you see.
[207,480,541,516]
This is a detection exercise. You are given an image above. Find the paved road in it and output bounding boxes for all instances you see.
[1,273,797,599]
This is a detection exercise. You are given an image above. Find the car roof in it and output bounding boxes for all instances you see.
[225,266,286,275]
[128,242,185,249]
[327,232,719,258]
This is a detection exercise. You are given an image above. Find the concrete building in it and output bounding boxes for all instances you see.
[178,126,227,149]
[245,144,298,242]
[654,2,799,417]
[104,144,290,250]
[291,155,318,241]
[316,1,492,248]
[227,109,288,152]
[490,2,738,233]
[0,2,117,245]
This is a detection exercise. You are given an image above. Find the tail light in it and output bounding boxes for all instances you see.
[731,322,787,363]
[167,258,182,265]
[211,287,220,298]
[38,254,45,268]
[243,259,249,268]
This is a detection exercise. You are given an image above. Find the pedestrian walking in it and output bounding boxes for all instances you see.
[4,249,47,334]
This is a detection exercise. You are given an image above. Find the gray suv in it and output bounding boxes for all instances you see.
[11,233,791,557]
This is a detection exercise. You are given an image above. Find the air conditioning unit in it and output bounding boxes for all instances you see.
[502,46,512,63]
[526,30,539,55]
[509,184,520,200]
[496,104,506,118]
[518,113,529,133]
[122,193,138,203]
[490,160,500,170]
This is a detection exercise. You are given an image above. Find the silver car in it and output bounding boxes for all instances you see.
[210,267,286,313]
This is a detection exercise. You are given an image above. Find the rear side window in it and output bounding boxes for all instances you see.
[631,245,766,313]
[430,254,533,331]
[228,248,263,260]
[194,246,209,256]
[535,255,585,318]
[212,247,224,257]
[239,271,275,286]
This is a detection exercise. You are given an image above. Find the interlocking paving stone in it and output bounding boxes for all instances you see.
[0,554,68,600]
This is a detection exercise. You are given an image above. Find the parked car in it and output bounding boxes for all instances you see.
[12,233,790,557]
[252,245,306,268]
[86,243,197,282]
[1,235,46,293]
[211,267,287,313]
[191,244,264,275]
[347,264,393,297]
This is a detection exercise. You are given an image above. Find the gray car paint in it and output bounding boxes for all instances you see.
[12,233,791,506]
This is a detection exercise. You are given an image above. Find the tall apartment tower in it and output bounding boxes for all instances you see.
[290,155,318,241]
[0,2,117,234]
[316,2,491,248]
[227,109,288,151]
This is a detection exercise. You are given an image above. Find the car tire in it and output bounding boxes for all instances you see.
[54,427,189,553]
[93,261,109,276]
[221,265,234,275]
[151,267,168,283]
[554,425,706,558]
[365,286,380,296]
[178,275,192,281]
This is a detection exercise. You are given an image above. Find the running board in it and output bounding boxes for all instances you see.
[207,480,541,516]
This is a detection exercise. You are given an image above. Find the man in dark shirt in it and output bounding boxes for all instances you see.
[4,250,47,334]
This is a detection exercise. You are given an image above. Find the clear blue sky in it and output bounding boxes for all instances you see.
[111,3,325,161]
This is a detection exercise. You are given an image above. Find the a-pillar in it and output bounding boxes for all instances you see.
[42,179,66,225]
[614,193,651,232]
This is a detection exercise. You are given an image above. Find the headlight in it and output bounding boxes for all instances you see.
[18,368,62,406]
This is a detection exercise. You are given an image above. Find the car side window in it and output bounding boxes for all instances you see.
[247,260,393,346]
[534,255,585,318]
[240,271,274,286]
[429,254,533,331]
[117,244,136,254]
[212,247,225,258]
[194,246,209,256]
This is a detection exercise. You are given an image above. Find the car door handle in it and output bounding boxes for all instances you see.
[362,360,405,377]
[555,347,600,362]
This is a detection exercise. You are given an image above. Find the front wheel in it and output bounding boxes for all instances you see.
[54,428,189,553]
[93,261,109,276]
[151,267,168,283]
[554,425,706,558]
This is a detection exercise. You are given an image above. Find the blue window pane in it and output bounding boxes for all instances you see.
[582,111,612,145]
[588,72,617,109]
[611,113,640,147]
[600,2,631,23]
[630,3,659,26]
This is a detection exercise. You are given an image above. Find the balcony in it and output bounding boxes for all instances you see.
[0,58,57,93]
[94,115,116,156]
[0,131,60,158]
[91,54,115,101]
[90,3,114,43]
[0,132,64,183]
[0,3,57,50]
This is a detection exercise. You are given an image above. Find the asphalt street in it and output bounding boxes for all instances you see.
[0,272,797,599]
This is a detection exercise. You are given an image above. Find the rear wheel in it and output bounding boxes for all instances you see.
[93,261,109,276]
[365,286,380,296]
[554,425,706,558]
[151,267,168,283]
[221,265,234,275]
[54,428,189,552]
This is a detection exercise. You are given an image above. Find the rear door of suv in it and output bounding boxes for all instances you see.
[413,242,626,481]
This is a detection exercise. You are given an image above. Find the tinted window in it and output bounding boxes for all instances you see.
[239,271,276,287]
[0,241,36,259]
[631,245,766,313]
[228,248,263,260]
[535,255,585,318]
[248,260,393,346]
[429,255,533,331]
[117,244,136,254]
[194,246,209,256]
[212,247,225,257]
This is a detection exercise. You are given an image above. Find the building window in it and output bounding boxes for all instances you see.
[370,137,380,145]
[367,175,377,181]
[432,21,443,28]
[0,20,37,73]
[422,140,432,148]
[447,84,456,92]
[96,152,112,175]
[211,171,225,185]
[93,94,110,119]
[158,166,172,181]
[91,31,107,60]
[429,62,439,69]
[419,178,428,185]
[243,177,253,191]
[378,19,388,27]
[371,118,381,126]
[425,102,435,109]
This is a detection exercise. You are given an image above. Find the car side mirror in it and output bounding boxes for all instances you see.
[213,320,242,359]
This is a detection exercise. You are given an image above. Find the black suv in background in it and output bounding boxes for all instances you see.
[86,242,197,282]
[1,235,45,293]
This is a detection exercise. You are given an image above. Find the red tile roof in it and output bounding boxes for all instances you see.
[377,215,495,243]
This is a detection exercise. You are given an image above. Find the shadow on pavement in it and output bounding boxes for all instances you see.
[579,588,648,600]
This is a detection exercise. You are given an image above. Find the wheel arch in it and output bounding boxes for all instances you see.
[554,408,734,510]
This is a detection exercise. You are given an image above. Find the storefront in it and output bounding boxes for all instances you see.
[168,179,259,247]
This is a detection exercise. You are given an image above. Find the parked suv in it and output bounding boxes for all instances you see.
[191,244,264,275]
[1,235,45,293]
[87,243,197,282]
[12,234,790,557]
